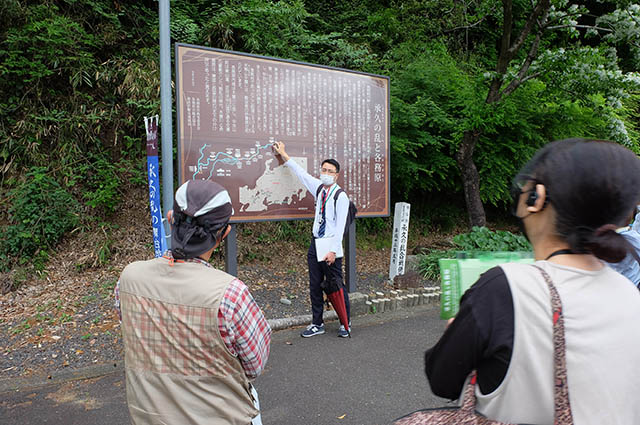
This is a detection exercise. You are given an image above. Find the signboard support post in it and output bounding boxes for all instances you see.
[225,224,238,277]
[344,220,357,293]
[159,0,173,249]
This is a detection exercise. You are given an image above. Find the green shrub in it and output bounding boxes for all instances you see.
[273,220,310,247]
[72,153,122,215]
[417,249,457,282]
[452,226,531,252]
[416,226,531,282]
[356,216,390,235]
[356,216,392,250]
[0,167,80,271]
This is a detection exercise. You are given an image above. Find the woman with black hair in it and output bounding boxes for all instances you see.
[424,139,640,424]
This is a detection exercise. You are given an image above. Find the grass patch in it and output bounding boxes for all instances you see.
[97,279,117,299]
[82,294,98,304]
[10,320,31,335]
[59,313,73,324]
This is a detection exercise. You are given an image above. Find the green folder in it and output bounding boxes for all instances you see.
[439,252,534,319]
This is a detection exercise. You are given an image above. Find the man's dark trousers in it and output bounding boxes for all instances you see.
[307,238,350,326]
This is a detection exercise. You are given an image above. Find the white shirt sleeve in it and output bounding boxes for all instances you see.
[329,192,350,255]
[284,158,322,199]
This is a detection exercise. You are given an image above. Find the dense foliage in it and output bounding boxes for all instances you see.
[452,226,531,252]
[1,0,639,275]
[0,167,80,277]
[417,226,532,281]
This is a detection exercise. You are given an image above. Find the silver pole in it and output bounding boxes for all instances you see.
[159,0,173,248]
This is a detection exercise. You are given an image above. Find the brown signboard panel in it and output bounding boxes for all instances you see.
[176,44,389,222]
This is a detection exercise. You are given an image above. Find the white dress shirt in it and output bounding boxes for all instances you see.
[285,159,349,257]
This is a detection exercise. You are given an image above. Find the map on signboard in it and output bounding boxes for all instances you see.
[177,44,390,222]
[186,137,315,217]
[239,157,308,212]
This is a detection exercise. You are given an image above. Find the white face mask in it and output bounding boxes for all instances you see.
[320,173,335,186]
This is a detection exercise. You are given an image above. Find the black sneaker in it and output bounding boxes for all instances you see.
[301,323,325,338]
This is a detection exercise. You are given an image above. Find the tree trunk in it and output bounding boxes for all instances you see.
[453,0,550,228]
[456,129,486,227]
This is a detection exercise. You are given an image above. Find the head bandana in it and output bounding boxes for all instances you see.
[171,180,233,259]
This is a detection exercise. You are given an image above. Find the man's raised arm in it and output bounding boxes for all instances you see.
[273,141,321,198]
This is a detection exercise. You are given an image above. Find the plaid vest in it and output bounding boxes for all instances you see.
[119,257,258,424]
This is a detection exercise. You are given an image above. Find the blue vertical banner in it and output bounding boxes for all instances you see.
[145,115,167,257]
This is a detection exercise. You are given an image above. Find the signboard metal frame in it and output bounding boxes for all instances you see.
[175,43,390,223]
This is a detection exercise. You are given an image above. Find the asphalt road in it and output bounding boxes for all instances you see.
[0,371,129,424]
[1,304,449,425]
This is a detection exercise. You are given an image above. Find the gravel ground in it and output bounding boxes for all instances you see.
[245,263,394,320]
[1,279,123,378]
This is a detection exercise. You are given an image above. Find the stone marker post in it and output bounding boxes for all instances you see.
[389,202,411,281]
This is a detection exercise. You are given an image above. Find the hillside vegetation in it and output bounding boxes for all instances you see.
[1,0,639,289]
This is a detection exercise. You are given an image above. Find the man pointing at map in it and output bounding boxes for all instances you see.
[273,141,352,338]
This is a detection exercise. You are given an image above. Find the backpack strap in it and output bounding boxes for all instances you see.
[316,186,348,219]
[333,189,345,219]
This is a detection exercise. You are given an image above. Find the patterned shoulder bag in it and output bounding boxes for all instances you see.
[394,265,573,425]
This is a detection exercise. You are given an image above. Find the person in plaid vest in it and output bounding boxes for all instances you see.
[115,180,271,425]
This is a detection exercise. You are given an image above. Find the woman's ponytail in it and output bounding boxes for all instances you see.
[580,224,632,263]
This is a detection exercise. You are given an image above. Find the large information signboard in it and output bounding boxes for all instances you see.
[176,44,390,222]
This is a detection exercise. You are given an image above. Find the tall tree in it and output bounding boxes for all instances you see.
[455,0,640,226]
